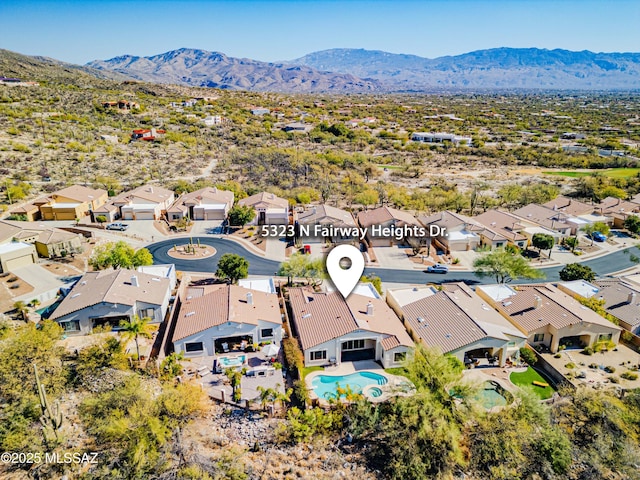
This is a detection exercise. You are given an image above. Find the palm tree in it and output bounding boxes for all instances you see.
[13,301,28,321]
[119,315,154,363]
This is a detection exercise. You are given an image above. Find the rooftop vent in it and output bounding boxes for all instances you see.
[628,292,637,304]
[130,275,139,287]
[185,311,195,317]
[247,292,254,305]
[417,317,425,323]
[366,302,374,316]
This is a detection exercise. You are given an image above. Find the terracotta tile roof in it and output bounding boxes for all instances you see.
[512,204,572,231]
[10,203,39,214]
[543,195,594,216]
[418,210,474,229]
[357,206,419,228]
[50,269,170,320]
[474,210,529,242]
[0,220,78,245]
[297,205,356,227]
[51,185,107,203]
[238,192,288,209]
[398,283,524,353]
[181,187,234,206]
[36,228,79,244]
[289,288,413,351]
[595,197,640,215]
[593,278,640,331]
[490,284,620,334]
[116,184,175,204]
[172,284,281,341]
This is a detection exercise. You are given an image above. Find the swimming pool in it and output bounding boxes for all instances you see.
[217,355,247,369]
[451,380,512,409]
[311,371,388,399]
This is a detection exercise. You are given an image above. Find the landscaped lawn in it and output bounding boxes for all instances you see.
[543,168,640,179]
[510,367,555,400]
[301,366,324,379]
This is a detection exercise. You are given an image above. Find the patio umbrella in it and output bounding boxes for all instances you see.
[261,343,280,357]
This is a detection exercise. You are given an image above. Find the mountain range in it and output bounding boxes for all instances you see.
[4,47,640,92]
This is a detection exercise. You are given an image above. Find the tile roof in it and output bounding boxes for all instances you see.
[418,210,473,229]
[474,210,529,242]
[168,187,234,212]
[0,220,78,245]
[172,284,282,341]
[116,184,175,204]
[595,197,640,215]
[593,278,640,331]
[289,288,413,350]
[512,204,572,231]
[542,195,594,216]
[51,185,107,203]
[297,205,356,227]
[398,283,524,353]
[357,206,419,228]
[289,288,413,351]
[238,192,288,209]
[50,269,170,320]
[488,284,620,334]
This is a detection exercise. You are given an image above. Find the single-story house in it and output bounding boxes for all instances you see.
[237,192,289,225]
[418,211,482,253]
[297,205,357,244]
[37,185,108,221]
[559,278,640,335]
[288,287,414,368]
[0,220,84,259]
[473,210,530,249]
[411,132,472,146]
[0,242,38,273]
[283,122,313,133]
[387,283,526,366]
[171,284,283,357]
[512,204,573,237]
[476,283,622,353]
[594,197,640,228]
[97,184,176,221]
[542,196,594,217]
[357,206,421,247]
[49,269,171,335]
[167,187,234,221]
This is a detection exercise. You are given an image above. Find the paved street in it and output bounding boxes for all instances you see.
[149,236,640,286]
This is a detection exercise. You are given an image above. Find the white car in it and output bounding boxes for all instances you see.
[106,222,129,231]
[426,264,449,274]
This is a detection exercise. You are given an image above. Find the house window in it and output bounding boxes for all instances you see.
[185,342,204,353]
[394,352,406,363]
[139,308,155,320]
[533,333,544,343]
[507,341,516,347]
[261,328,274,339]
[496,242,504,248]
[61,320,80,332]
[342,339,365,351]
[598,333,613,342]
[310,350,327,361]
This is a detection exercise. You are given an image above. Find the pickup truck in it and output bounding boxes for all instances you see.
[106,222,129,231]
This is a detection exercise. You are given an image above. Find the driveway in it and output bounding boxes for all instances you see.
[12,264,73,304]
[370,245,417,270]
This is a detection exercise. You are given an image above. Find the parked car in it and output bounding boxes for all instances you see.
[590,231,607,242]
[106,222,129,231]
[426,264,449,274]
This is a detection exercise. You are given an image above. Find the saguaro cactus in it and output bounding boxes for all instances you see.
[34,364,63,444]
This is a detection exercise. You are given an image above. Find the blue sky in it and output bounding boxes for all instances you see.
[1,0,639,64]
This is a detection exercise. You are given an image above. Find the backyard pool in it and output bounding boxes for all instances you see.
[217,354,247,370]
[311,371,388,399]
[451,380,512,409]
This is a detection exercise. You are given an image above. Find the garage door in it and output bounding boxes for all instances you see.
[205,211,224,220]
[135,211,156,220]
[5,255,34,271]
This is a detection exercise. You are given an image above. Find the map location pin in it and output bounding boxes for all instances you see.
[326,244,365,299]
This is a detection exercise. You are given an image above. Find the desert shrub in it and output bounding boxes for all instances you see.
[519,347,537,365]
[604,366,616,374]
[621,372,638,381]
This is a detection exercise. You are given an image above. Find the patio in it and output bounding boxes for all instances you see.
[181,348,286,405]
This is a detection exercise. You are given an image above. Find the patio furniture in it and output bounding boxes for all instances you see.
[240,340,248,351]
[222,342,229,353]
[261,343,280,357]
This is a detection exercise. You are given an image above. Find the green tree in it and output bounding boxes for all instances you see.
[216,253,249,284]
[473,248,545,284]
[624,215,640,235]
[277,252,326,286]
[564,235,579,252]
[519,347,537,365]
[13,300,28,321]
[95,215,107,226]
[559,263,596,282]
[89,240,153,270]
[228,204,255,227]
[119,315,154,363]
[531,233,555,258]
[76,336,129,381]
[354,188,379,209]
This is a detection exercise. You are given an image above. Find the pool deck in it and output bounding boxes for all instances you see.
[305,360,414,404]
